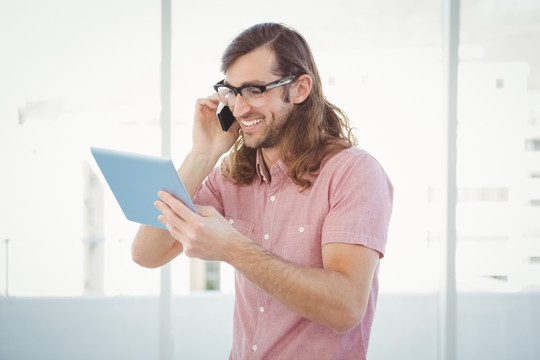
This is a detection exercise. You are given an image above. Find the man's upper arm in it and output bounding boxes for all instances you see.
[322,243,380,306]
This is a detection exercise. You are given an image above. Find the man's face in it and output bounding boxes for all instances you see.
[226,47,294,150]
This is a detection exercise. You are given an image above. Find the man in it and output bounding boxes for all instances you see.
[132,22,393,359]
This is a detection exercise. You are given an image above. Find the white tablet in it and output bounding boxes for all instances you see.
[90,147,196,230]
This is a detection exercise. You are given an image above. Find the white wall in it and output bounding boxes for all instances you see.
[370,293,540,359]
[0,292,538,360]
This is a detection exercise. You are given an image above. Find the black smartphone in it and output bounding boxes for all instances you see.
[217,102,236,132]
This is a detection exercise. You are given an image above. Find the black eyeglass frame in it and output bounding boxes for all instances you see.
[213,75,297,103]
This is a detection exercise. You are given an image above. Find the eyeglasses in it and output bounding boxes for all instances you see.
[213,75,296,107]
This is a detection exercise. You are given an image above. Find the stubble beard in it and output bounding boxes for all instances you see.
[244,103,294,150]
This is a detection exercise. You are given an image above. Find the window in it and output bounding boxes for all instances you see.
[0,0,161,296]
[457,0,540,292]
[2,0,537,300]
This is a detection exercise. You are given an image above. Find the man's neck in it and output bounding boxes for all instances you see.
[260,147,281,171]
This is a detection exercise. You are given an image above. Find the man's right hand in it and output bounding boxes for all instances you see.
[191,94,240,160]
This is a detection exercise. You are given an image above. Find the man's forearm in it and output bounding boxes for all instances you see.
[131,225,182,268]
[225,237,376,334]
[177,150,221,198]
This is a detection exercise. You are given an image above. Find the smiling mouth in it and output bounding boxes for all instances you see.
[242,117,263,128]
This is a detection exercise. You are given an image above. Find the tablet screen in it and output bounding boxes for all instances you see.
[91,147,196,229]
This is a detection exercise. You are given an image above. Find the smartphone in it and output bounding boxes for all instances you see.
[217,102,236,132]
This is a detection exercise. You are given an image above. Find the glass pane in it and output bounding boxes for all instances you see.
[0,0,161,296]
[170,0,443,294]
[458,0,540,292]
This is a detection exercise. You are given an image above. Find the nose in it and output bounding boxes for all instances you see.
[231,94,251,118]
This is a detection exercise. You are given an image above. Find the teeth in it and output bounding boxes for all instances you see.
[242,118,263,127]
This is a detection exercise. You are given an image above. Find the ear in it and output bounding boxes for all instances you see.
[292,74,312,104]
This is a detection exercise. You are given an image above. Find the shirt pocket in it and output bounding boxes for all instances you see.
[282,224,323,267]
[228,218,255,239]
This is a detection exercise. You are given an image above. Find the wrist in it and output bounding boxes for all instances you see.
[223,233,256,267]
[177,151,220,197]
[184,150,221,170]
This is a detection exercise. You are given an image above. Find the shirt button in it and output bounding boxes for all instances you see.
[298,227,305,233]
[264,234,269,240]
[252,345,258,352]
[229,219,234,225]
[259,306,265,313]
[270,195,276,202]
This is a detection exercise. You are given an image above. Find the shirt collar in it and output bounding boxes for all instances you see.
[255,149,290,184]
[256,149,270,183]
[255,149,298,188]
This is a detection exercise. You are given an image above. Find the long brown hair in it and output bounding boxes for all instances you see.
[221,23,357,190]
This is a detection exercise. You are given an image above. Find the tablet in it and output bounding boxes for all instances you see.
[90,147,196,230]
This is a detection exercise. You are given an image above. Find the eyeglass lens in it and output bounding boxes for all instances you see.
[216,86,265,107]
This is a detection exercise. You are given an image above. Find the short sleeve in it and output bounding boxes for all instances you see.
[321,151,393,258]
[192,166,225,215]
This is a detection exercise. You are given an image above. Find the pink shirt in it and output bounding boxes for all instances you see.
[193,147,393,360]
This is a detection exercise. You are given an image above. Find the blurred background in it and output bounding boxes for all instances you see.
[0,0,539,359]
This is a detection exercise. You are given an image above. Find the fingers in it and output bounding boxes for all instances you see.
[155,193,235,261]
[195,94,220,112]
[155,191,200,258]
[155,198,183,232]
[157,191,197,222]
[155,194,193,250]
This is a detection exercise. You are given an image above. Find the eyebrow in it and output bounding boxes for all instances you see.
[224,78,271,87]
